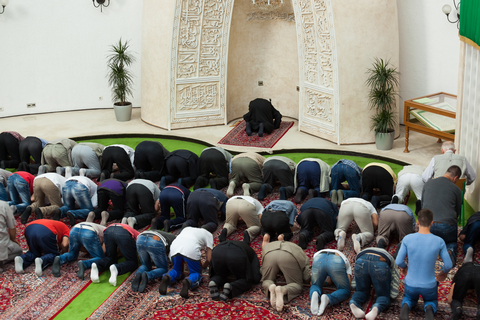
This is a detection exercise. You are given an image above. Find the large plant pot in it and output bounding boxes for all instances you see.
[375,130,395,150]
[114,102,132,122]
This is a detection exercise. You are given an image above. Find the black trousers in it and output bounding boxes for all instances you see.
[361,166,394,203]
[101,146,134,182]
[18,136,43,174]
[95,226,138,275]
[194,149,229,190]
[134,141,167,182]
[263,160,294,198]
[297,208,335,244]
[261,210,292,241]
[165,155,194,187]
[184,190,219,233]
[0,132,21,168]
[210,243,252,298]
[124,184,155,229]
[93,188,126,221]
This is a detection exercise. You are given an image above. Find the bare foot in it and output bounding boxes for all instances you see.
[262,234,271,247]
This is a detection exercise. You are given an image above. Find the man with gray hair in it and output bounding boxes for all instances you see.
[422,141,476,185]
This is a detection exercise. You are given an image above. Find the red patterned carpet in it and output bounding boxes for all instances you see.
[218,120,294,148]
[1,187,478,319]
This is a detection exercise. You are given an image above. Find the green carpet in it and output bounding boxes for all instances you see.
[52,136,474,319]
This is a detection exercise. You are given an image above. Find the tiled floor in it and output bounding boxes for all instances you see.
[0,108,442,165]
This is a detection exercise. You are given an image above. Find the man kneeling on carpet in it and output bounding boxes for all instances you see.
[90,223,139,287]
[51,222,106,280]
[159,226,213,299]
[209,240,261,302]
[15,219,69,276]
[132,229,176,293]
[243,98,282,137]
[261,240,310,312]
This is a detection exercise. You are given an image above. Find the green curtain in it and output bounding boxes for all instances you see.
[459,0,480,49]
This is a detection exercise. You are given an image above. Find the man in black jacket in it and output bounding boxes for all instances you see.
[243,98,282,137]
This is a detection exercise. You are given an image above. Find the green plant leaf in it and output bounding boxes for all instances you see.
[106,39,136,104]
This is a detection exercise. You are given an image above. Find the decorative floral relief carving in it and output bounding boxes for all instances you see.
[177,83,218,111]
[305,89,332,121]
[246,12,295,22]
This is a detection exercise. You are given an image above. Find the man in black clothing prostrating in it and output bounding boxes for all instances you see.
[243,98,282,137]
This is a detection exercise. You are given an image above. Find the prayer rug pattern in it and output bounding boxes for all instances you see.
[218,120,294,148]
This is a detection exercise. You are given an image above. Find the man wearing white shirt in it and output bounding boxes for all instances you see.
[422,141,476,185]
[310,249,352,316]
[219,195,264,244]
[21,173,66,224]
[100,144,135,182]
[335,198,378,254]
[58,176,98,226]
[159,227,213,299]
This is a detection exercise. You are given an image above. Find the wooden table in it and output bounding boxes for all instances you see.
[403,92,456,153]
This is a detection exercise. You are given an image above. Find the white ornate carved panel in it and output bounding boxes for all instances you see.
[293,0,339,143]
[169,0,234,129]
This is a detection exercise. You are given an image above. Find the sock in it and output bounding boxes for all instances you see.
[35,257,43,277]
[242,183,250,196]
[15,256,24,274]
[350,303,365,318]
[227,181,236,198]
[91,263,100,283]
[275,286,286,312]
[109,264,118,286]
[318,294,329,315]
[337,230,346,250]
[365,307,378,320]
[310,291,319,315]
[352,234,361,254]
[465,247,474,263]
[268,284,276,309]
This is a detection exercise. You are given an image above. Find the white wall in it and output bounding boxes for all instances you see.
[0,0,142,117]
[0,0,461,126]
[397,0,460,123]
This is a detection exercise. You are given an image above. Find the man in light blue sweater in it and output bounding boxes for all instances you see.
[395,209,452,320]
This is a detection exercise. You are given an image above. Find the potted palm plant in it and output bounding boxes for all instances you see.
[107,39,136,122]
[366,58,400,150]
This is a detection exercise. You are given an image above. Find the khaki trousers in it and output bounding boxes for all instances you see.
[224,198,261,240]
[43,144,70,172]
[230,157,263,193]
[30,177,62,217]
[261,250,303,303]
[335,201,374,247]
[376,209,415,245]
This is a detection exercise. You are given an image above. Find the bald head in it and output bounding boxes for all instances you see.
[441,141,455,153]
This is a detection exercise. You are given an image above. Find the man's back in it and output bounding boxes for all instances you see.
[433,153,467,179]
[395,232,451,288]
[422,177,461,226]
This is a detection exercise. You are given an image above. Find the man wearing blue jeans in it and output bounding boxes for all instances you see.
[330,159,362,206]
[421,165,462,265]
[59,176,98,226]
[51,222,106,279]
[0,168,12,201]
[132,229,176,293]
[294,158,331,203]
[458,211,480,263]
[349,248,400,320]
[159,227,213,299]
[310,249,352,316]
[395,209,452,320]
[7,171,35,214]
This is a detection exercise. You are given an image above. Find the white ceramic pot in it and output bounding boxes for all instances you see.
[374,130,395,150]
[113,102,132,122]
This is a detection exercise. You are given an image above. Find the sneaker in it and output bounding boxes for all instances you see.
[21,206,32,224]
[158,275,171,295]
[180,279,190,299]
[391,195,399,204]
[337,190,344,205]
[298,233,307,250]
[377,238,386,249]
[337,230,346,250]
[352,234,361,254]
[52,256,61,277]
[219,283,231,301]
[219,228,227,242]
[242,183,250,197]
[67,212,76,226]
[331,190,338,205]
[132,272,142,292]
[209,281,219,300]
[243,230,251,244]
